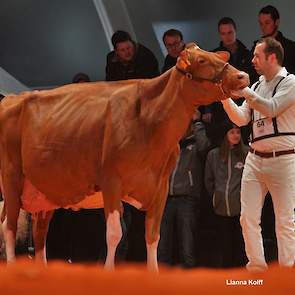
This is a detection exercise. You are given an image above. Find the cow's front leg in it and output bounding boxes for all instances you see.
[32,210,54,264]
[145,184,169,272]
[145,215,160,272]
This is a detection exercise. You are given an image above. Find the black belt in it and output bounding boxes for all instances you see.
[249,147,295,158]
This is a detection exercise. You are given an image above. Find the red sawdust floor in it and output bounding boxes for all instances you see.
[0,259,294,294]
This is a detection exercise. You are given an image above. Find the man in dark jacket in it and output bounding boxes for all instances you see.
[105,30,159,262]
[208,17,253,145]
[213,17,254,82]
[158,110,211,268]
[105,30,159,81]
[252,5,295,76]
[161,29,185,73]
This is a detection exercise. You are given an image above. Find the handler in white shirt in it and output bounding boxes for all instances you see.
[222,37,295,272]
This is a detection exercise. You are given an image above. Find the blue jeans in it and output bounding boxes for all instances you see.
[158,195,199,268]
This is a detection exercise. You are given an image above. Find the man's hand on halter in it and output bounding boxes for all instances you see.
[231,87,257,101]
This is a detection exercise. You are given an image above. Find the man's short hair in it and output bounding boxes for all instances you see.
[218,17,236,30]
[162,29,183,44]
[259,5,280,21]
[72,72,90,83]
[257,37,284,65]
[111,30,132,49]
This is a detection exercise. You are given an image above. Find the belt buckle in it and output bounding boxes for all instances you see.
[273,150,276,157]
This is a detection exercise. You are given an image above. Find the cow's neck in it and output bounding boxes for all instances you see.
[139,68,198,148]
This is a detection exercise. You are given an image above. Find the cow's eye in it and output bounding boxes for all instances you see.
[198,58,206,64]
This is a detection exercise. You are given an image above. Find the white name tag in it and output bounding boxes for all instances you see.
[253,117,274,138]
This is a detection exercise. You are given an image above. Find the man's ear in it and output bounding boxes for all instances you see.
[268,52,277,64]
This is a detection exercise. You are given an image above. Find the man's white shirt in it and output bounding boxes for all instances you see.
[222,67,295,151]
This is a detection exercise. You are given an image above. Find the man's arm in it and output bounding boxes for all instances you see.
[238,80,295,117]
[192,109,211,152]
[221,99,252,126]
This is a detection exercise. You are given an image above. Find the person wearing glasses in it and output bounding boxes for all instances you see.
[162,29,185,73]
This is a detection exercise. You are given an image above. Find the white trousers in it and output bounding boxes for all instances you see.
[241,152,295,271]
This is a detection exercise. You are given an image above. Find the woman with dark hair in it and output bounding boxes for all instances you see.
[205,120,249,268]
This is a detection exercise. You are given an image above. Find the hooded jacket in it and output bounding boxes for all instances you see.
[205,144,249,216]
[169,122,211,199]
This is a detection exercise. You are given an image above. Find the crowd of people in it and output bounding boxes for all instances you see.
[2,5,294,271]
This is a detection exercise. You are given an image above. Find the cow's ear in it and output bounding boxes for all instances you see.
[176,49,192,71]
[215,51,230,62]
[185,42,199,50]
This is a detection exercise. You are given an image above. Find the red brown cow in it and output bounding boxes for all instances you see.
[0,43,249,271]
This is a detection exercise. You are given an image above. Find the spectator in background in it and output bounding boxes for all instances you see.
[161,31,219,266]
[158,109,210,268]
[213,17,254,83]
[105,30,159,81]
[208,17,253,145]
[252,5,295,76]
[105,31,160,262]
[205,121,248,268]
[162,29,185,73]
[161,28,212,123]
[72,72,90,83]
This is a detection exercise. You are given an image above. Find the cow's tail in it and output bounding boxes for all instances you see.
[101,102,112,166]
[0,170,5,222]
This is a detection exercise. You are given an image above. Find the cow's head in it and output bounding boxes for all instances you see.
[176,43,249,104]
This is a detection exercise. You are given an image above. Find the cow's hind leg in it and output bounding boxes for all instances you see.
[145,183,169,272]
[104,208,122,270]
[101,178,123,271]
[32,210,54,264]
[1,167,23,263]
